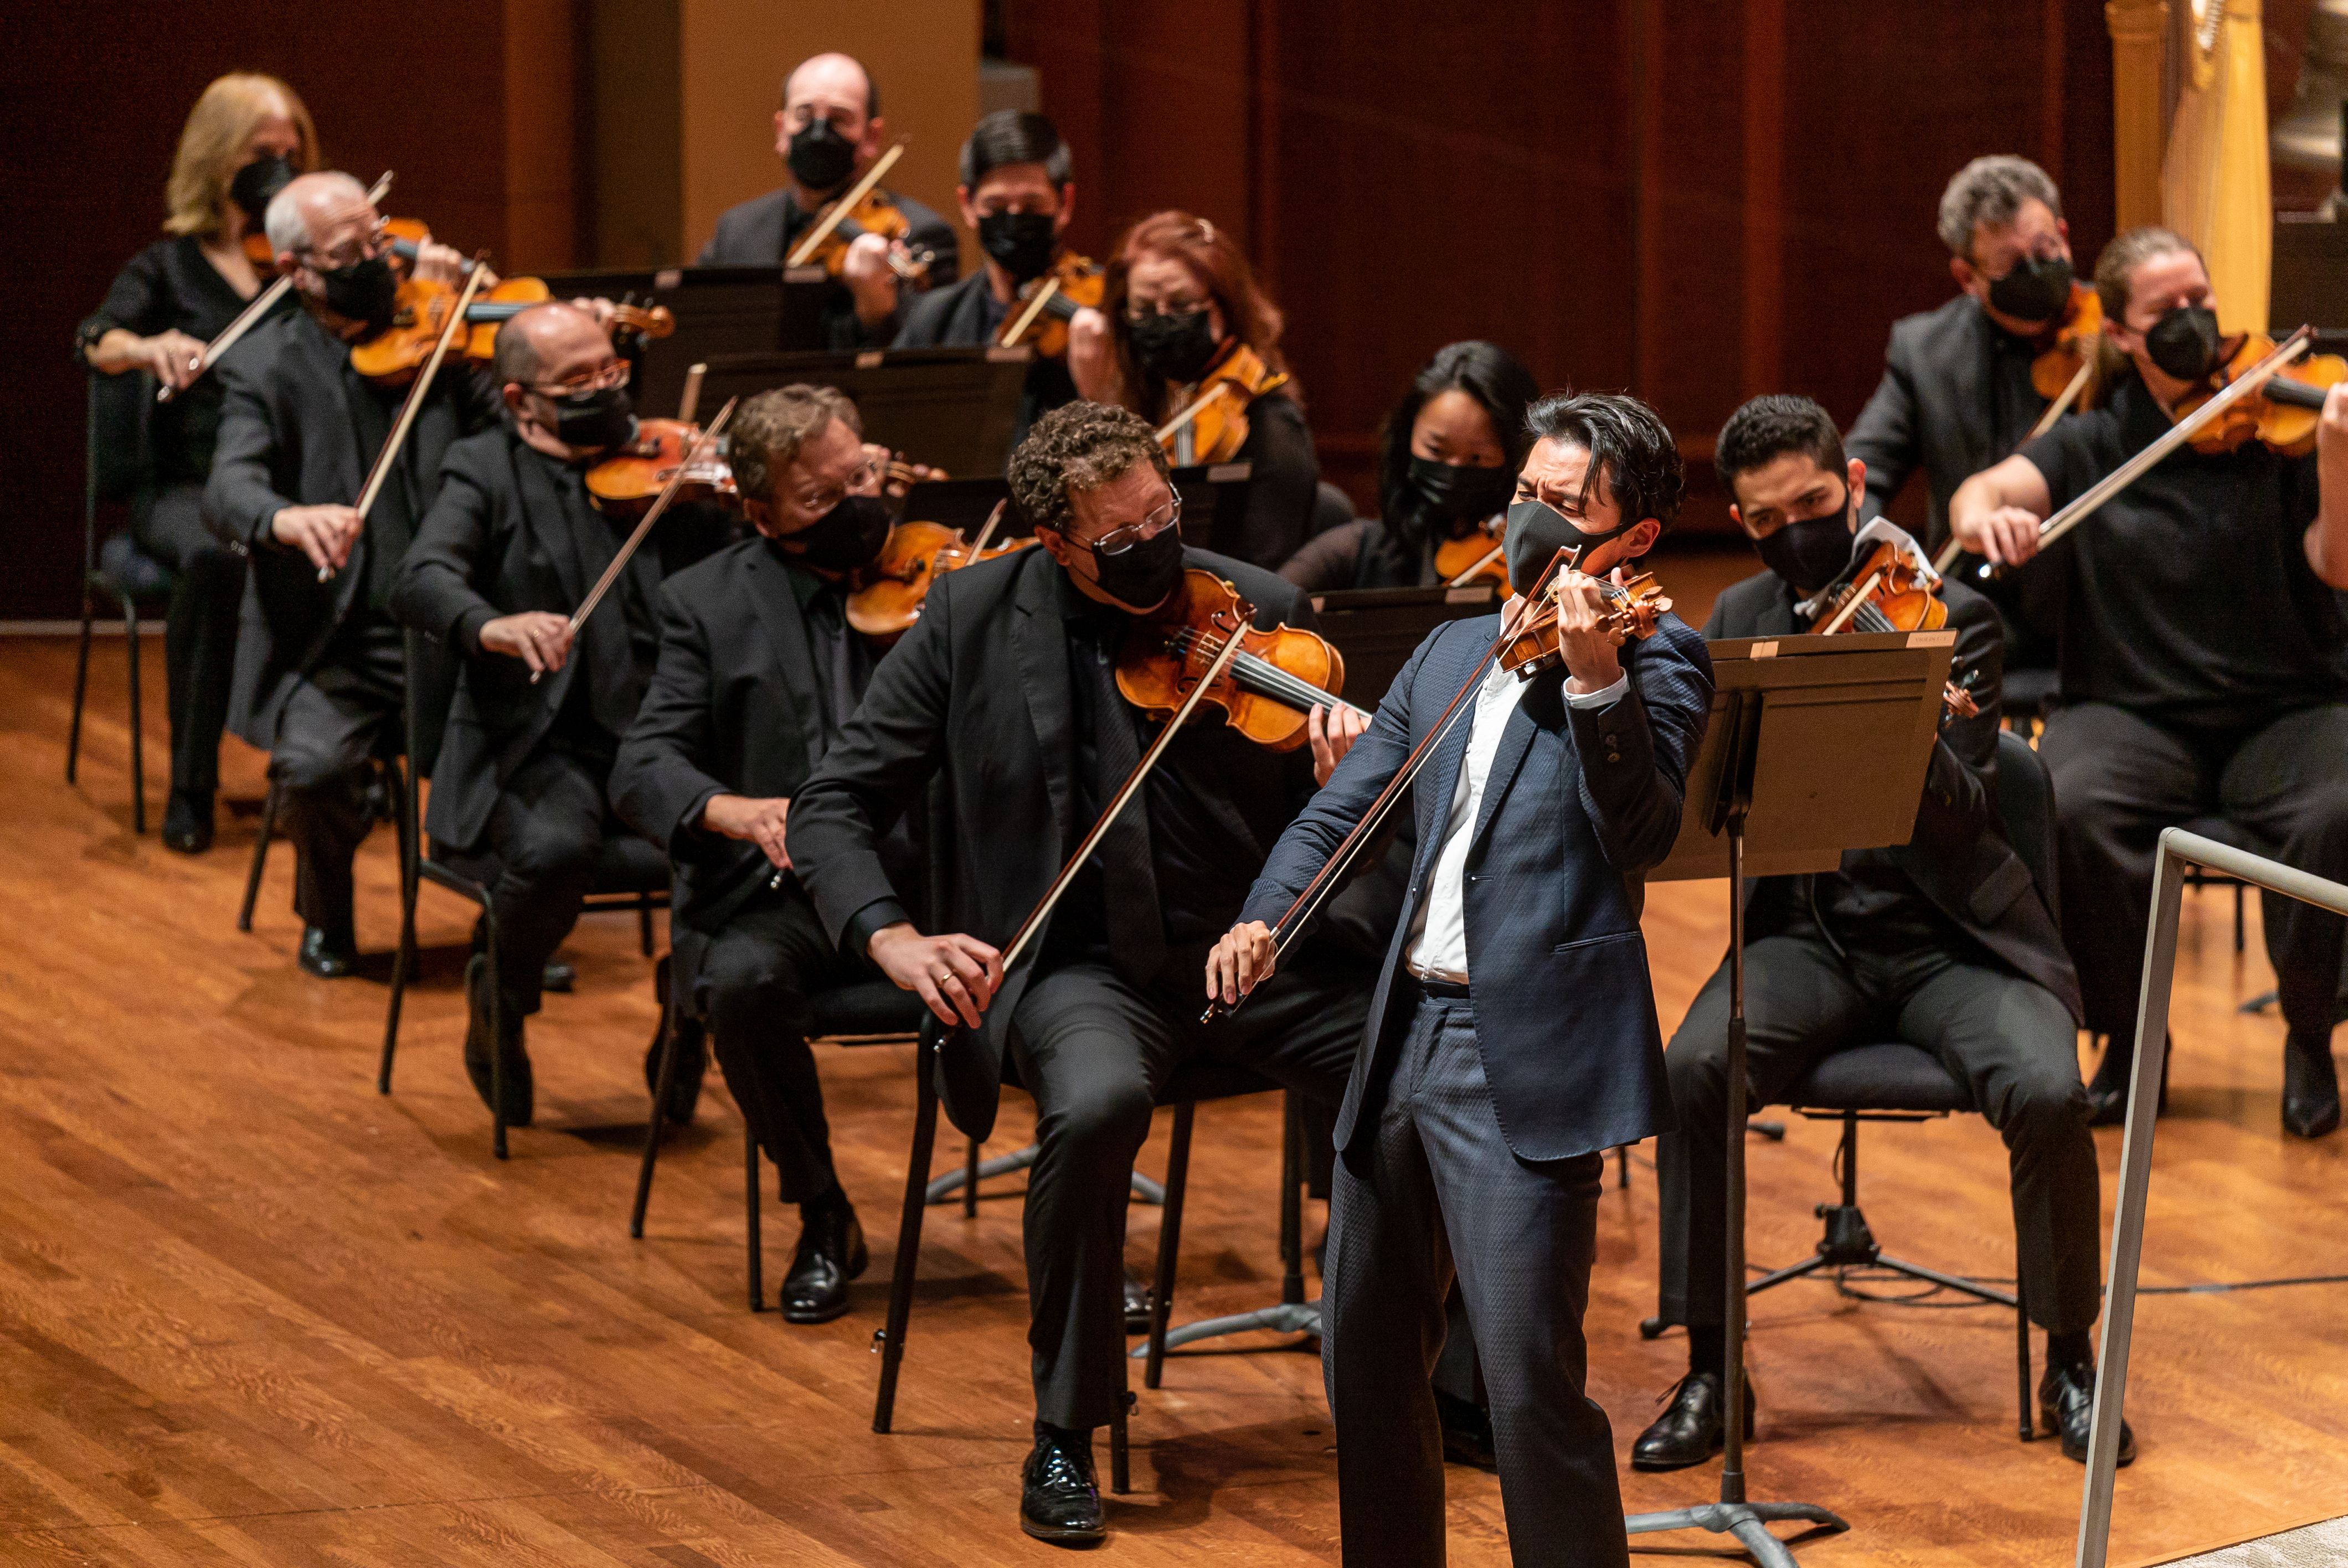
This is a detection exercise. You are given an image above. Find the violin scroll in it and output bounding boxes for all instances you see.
[1494,572,1672,679]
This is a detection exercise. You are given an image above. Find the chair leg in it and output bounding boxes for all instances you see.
[66,596,94,785]
[873,1024,940,1434]
[1109,1378,1132,1495]
[484,907,507,1160]
[962,1134,980,1218]
[746,1121,765,1312]
[2234,884,2246,955]
[1616,1143,1631,1190]
[238,778,280,932]
[124,600,146,836]
[2015,1269,2034,1442]
[378,767,420,1095]
[632,953,682,1240]
[1279,1094,1304,1308]
[638,898,655,957]
[1144,1102,1194,1391]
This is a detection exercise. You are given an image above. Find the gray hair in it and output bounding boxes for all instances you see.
[1935,156,2062,258]
[264,169,364,256]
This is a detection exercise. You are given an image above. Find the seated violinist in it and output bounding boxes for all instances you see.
[1950,228,2348,1139]
[697,51,957,348]
[1280,341,1539,592]
[203,171,493,979]
[391,304,728,1124]
[782,401,1371,1545]
[894,110,1101,446]
[610,385,908,1324]
[1079,213,1319,571]
[1642,393,2124,1471]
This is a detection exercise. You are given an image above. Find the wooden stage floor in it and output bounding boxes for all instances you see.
[9,568,2346,1567]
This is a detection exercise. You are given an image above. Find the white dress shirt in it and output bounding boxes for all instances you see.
[1403,660,1629,984]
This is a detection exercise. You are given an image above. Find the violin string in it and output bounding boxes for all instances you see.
[1169,627,1362,718]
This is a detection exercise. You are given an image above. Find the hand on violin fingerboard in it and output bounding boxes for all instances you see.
[1308,703,1368,787]
[841,235,903,327]
[1548,569,1628,695]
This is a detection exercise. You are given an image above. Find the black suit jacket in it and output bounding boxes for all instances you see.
[202,309,500,749]
[391,427,731,850]
[1242,612,1715,1162]
[785,545,1321,1141]
[1845,293,2052,551]
[893,267,1080,446]
[696,185,960,349]
[610,536,882,927]
[1703,568,2083,1022]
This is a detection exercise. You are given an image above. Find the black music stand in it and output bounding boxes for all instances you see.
[1311,582,1503,708]
[1623,628,1955,1568]
[696,347,1033,476]
[895,476,1015,535]
[1168,462,1257,559]
[543,265,829,415]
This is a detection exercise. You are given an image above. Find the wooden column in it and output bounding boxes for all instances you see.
[1741,0,1785,398]
[2108,0,2170,228]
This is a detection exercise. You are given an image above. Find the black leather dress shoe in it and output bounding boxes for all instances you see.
[161,789,215,854]
[2086,1035,2171,1128]
[541,960,575,994]
[1021,1423,1105,1545]
[781,1194,867,1324]
[2283,1029,2340,1139]
[1122,1272,1152,1335]
[1436,1389,1497,1471]
[461,955,534,1126]
[297,925,359,979]
[643,1017,707,1127]
[2040,1359,2135,1465]
[1631,1370,1755,1471]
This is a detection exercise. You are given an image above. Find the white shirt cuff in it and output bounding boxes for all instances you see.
[1565,673,1629,710]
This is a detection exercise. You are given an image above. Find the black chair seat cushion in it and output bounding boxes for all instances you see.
[998,1045,1279,1108]
[1785,1041,1974,1115]
[808,979,927,1038]
[2001,664,2058,721]
[430,831,670,899]
[96,531,176,601]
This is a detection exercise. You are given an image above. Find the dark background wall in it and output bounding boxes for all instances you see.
[1,0,2147,618]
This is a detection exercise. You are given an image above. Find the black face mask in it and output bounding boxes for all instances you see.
[1090,523,1186,610]
[546,385,636,454]
[787,119,857,191]
[1127,309,1223,384]
[1405,456,1514,528]
[977,210,1059,283]
[776,493,891,574]
[1751,490,1856,594]
[1986,252,2074,324]
[319,254,398,328]
[2145,303,2224,381]
[231,154,295,224]
[1502,495,1635,596]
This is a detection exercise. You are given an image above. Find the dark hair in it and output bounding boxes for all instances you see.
[960,110,1070,189]
[1102,210,1286,412]
[1008,400,1171,537]
[1712,394,1847,502]
[1376,341,1541,523]
[1522,390,1684,534]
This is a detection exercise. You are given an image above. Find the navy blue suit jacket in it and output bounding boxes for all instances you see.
[1240,610,1714,1162]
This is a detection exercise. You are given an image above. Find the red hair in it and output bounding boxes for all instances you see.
[1102,210,1289,412]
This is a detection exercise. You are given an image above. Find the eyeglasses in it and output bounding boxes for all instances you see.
[795,456,882,516]
[298,219,389,273]
[1125,296,1209,323]
[528,361,630,398]
[1093,494,1182,555]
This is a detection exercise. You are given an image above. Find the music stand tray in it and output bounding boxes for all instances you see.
[696,346,1033,477]
[1311,583,1503,710]
[543,265,828,416]
[1625,628,1955,1568]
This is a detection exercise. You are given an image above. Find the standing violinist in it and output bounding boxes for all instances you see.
[76,73,317,854]
[893,110,1100,446]
[1280,341,1539,592]
[697,52,957,349]
[1950,228,2348,1139]
[610,385,908,1326]
[204,171,490,978]
[784,401,1370,1546]
[1081,212,1320,571]
[1208,393,1714,1568]
[390,304,728,1125]
[1640,393,2123,1473]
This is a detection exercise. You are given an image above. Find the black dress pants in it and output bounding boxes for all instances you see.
[1006,945,1362,1431]
[682,876,866,1204]
[1324,991,1622,1568]
[476,745,615,1018]
[2039,700,2348,1037]
[271,628,404,936]
[135,481,243,798]
[1654,921,2101,1336]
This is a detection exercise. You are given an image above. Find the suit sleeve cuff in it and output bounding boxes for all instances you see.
[452,605,496,658]
[844,898,913,960]
[1565,673,1630,710]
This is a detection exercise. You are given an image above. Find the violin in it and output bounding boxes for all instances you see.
[1493,570,1672,678]
[1805,534,1979,722]
[349,274,674,383]
[998,254,1105,358]
[2173,331,2348,455]
[846,510,1035,640]
[1116,569,1367,750]
[2029,282,2104,402]
[585,418,737,515]
[785,140,935,284]
[1157,341,1289,467]
[1431,514,1508,587]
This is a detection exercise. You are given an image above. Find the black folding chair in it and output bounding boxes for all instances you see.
[67,369,171,834]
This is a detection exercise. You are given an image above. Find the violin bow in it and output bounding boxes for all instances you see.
[1203,549,1572,1022]
[533,396,739,683]
[1931,351,2099,572]
[162,170,397,405]
[1156,381,1234,451]
[322,249,490,582]
[998,276,1064,349]
[785,138,909,268]
[1980,324,2314,577]
[1444,532,1506,588]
